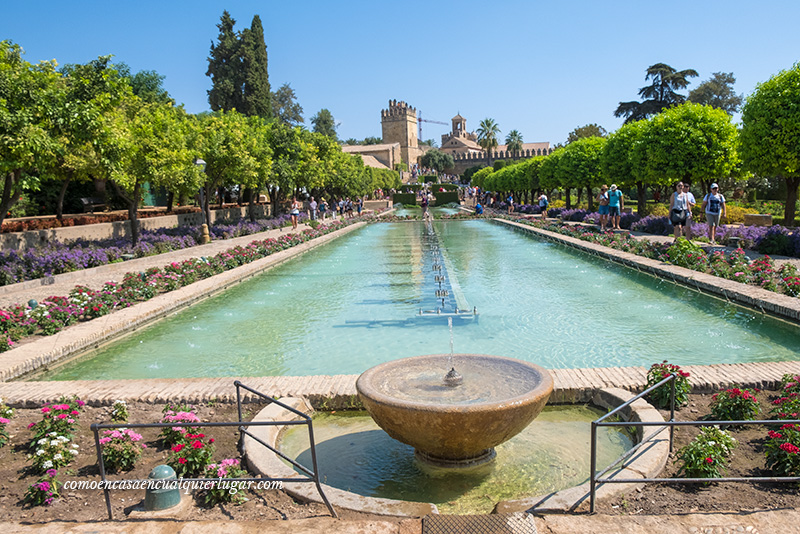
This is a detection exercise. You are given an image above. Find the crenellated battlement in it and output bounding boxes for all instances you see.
[381,99,418,120]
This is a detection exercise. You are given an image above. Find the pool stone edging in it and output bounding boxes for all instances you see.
[494,218,800,324]
[0,222,367,382]
[244,388,668,517]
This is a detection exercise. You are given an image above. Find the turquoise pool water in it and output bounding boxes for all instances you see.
[280,406,632,514]
[40,220,800,380]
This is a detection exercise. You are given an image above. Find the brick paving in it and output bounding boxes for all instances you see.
[0,221,323,309]
[0,361,794,408]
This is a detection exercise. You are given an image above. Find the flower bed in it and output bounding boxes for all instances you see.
[501,216,800,300]
[0,214,309,287]
[0,219,354,352]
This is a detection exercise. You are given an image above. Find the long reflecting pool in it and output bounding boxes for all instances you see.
[39,220,800,380]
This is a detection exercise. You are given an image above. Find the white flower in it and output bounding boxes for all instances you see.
[53,453,63,460]
[48,432,57,437]
[37,438,48,445]
[36,449,45,456]
[50,440,60,446]
[71,444,79,449]
[42,460,53,469]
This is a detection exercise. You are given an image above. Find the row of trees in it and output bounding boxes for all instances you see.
[471,63,800,224]
[0,40,400,244]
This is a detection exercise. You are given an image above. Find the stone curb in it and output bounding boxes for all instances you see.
[243,397,438,517]
[245,389,668,517]
[494,388,669,514]
[0,223,366,382]
[494,218,800,324]
[1,361,795,407]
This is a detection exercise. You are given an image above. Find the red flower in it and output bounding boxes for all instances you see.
[705,457,713,464]
[191,440,203,449]
[178,457,187,464]
[172,444,185,452]
[779,443,799,454]
[768,431,783,439]
[209,438,215,443]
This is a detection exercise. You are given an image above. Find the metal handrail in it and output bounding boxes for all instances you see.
[89,380,337,519]
[589,374,800,512]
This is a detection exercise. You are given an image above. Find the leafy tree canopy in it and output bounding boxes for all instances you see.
[477,118,500,152]
[114,62,173,105]
[615,63,698,123]
[740,63,800,224]
[505,129,524,152]
[271,83,304,126]
[420,149,454,173]
[240,14,272,118]
[206,10,243,113]
[566,123,607,144]
[688,72,743,115]
[311,108,337,139]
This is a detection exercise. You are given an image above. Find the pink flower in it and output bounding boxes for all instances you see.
[57,413,68,419]
[41,407,51,413]
[0,417,9,424]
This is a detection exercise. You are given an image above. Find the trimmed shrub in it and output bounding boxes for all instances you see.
[392,193,417,206]
[434,192,460,206]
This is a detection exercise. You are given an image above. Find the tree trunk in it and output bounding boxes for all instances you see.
[111,180,141,246]
[785,176,800,226]
[204,184,213,227]
[587,186,593,212]
[270,186,281,216]
[248,190,256,222]
[637,182,647,216]
[129,181,141,246]
[167,191,174,213]
[56,175,72,220]
[0,170,23,230]
[565,188,572,210]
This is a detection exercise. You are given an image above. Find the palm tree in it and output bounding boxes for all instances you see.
[505,129,523,154]
[615,63,699,123]
[477,118,500,164]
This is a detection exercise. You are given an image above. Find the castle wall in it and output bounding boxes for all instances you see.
[450,148,555,174]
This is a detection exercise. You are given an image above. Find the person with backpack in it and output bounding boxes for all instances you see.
[702,183,727,244]
[538,193,549,220]
[608,184,624,230]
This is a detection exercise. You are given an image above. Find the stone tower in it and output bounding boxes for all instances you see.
[381,100,420,167]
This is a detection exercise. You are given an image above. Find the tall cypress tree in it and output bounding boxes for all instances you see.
[241,15,272,118]
[206,10,243,112]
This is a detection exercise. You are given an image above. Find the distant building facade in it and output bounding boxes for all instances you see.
[344,100,552,175]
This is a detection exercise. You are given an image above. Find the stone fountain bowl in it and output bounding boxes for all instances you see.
[356,354,554,466]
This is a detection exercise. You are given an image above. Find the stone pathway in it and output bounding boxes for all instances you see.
[2,508,798,533]
[1,361,795,408]
[0,221,320,309]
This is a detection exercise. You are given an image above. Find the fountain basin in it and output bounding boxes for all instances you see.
[356,354,554,466]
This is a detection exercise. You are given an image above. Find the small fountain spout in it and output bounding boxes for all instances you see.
[443,367,463,387]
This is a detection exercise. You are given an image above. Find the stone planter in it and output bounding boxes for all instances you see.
[744,213,773,226]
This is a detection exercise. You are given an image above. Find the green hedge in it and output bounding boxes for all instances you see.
[434,192,460,206]
[421,174,438,183]
[392,193,417,206]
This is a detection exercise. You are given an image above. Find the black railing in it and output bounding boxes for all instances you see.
[590,373,800,513]
[89,380,336,519]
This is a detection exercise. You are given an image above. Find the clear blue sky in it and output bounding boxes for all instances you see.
[4,1,799,146]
